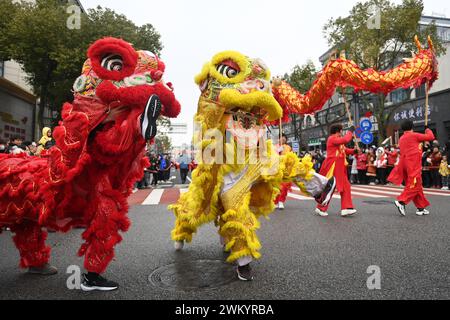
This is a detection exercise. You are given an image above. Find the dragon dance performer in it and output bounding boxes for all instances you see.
[389,120,435,216]
[272,36,438,216]
[169,51,336,281]
[315,124,358,217]
[0,37,181,291]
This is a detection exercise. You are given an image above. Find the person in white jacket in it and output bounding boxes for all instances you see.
[375,147,388,185]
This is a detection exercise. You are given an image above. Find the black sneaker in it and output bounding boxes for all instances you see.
[315,177,336,206]
[140,95,162,141]
[237,264,254,281]
[80,274,119,292]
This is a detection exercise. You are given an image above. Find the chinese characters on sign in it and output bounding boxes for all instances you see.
[393,105,431,123]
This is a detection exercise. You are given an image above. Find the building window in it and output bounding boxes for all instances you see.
[0,61,4,77]
[415,84,426,98]
[390,88,408,104]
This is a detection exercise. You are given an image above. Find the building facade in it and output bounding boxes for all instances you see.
[0,77,36,142]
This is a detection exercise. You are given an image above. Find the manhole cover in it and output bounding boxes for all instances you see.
[363,200,393,205]
[149,260,236,291]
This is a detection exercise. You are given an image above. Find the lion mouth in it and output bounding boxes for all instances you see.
[219,89,282,122]
[225,107,267,127]
[224,108,267,149]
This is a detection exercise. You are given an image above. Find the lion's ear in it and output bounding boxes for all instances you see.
[87,37,138,81]
[194,62,211,86]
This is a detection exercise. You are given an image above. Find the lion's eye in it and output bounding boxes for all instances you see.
[216,64,239,78]
[101,54,123,71]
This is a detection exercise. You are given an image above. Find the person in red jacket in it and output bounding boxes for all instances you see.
[316,124,357,217]
[388,120,435,216]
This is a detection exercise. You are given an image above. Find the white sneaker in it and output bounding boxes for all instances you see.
[278,202,285,210]
[416,209,430,216]
[395,201,406,217]
[441,187,449,190]
[341,209,357,217]
[315,208,329,217]
[174,241,184,251]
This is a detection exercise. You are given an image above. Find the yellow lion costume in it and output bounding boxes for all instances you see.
[168,51,332,279]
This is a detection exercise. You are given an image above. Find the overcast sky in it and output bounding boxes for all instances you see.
[83,0,449,145]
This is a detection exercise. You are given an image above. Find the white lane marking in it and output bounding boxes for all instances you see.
[187,176,192,183]
[180,189,189,194]
[350,191,386,198]
[142,189,164,205]
[288,193,312,201]
[352,186,400,196]
[358,185,450,197]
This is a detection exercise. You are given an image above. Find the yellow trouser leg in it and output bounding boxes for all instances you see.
[219,193,262,264]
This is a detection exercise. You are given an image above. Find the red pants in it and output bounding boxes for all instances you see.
[398,176,430,209]
[317,178,354,211]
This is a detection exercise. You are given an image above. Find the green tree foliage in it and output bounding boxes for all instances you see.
[285,61,318,147]
[155,134,172,155]
[287,60,318,93]
[0,0,163,130]
[323,0,446,140]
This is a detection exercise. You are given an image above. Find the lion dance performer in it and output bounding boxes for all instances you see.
[0,37,181,291]
[169,51,337,281]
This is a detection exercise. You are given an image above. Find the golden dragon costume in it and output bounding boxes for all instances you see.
[169,37,438,280]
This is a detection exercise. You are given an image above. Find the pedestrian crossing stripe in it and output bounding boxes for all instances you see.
[128,185,450,206]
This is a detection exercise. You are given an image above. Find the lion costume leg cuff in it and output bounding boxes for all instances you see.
[11,221,51,268]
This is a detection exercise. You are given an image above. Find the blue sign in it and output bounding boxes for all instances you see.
[360,132,374,145]
[360,119,373,132]
[292,142,300,153]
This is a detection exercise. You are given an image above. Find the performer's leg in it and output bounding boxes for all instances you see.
[397,176,419,205]
[275,183,291,209]
[11,220,54,273]
[340,179,354,210]
[219,207,261,265]
[216,189,262,282]
[80,192,129,275]
[172,217,198,244]
[411,177,430,211]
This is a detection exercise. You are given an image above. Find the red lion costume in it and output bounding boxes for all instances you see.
[0,38,180,283]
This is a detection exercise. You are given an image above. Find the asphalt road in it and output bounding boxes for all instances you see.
[0,194,449,300]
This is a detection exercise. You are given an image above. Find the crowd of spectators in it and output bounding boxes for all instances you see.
[0,127,55,156]
[298,138,449,190]
[136,149,197,189]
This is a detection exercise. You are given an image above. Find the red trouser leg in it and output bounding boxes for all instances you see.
[340,178,354,210]
[78,191,130,274]
[275,183,291,204]
[317,178,354,212]
[11,220,51,268]
[398,176,430,209]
